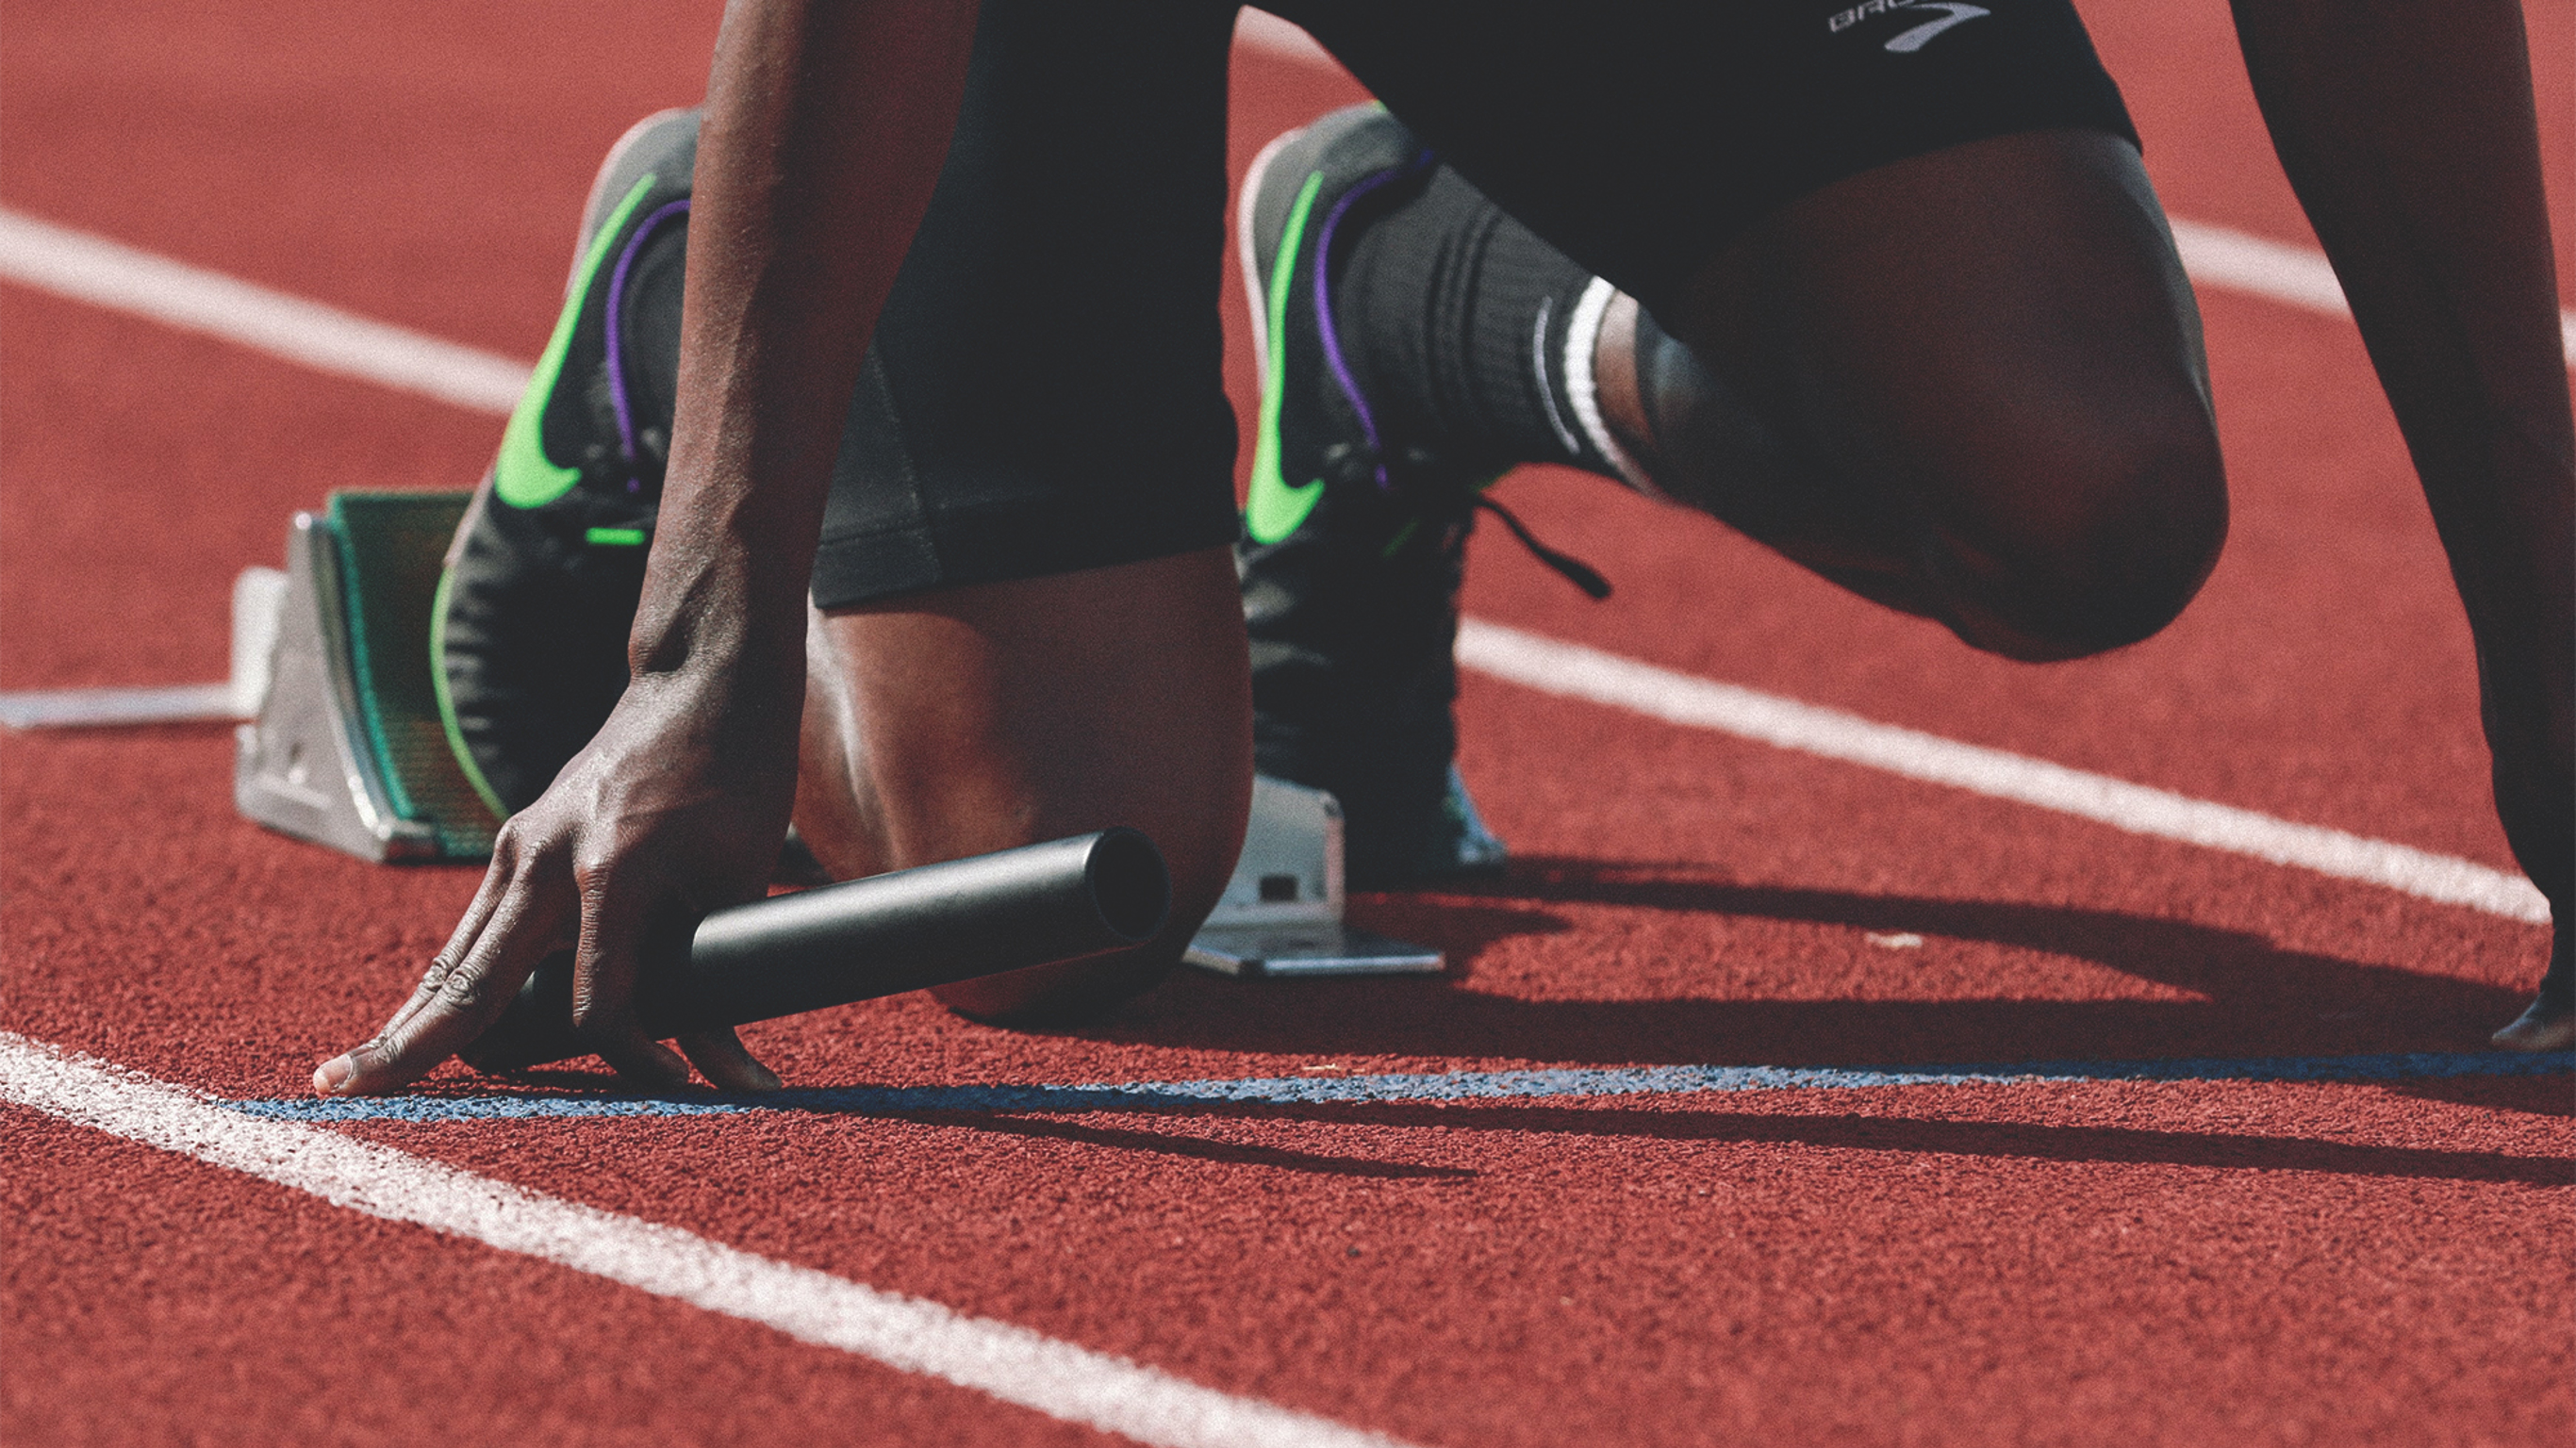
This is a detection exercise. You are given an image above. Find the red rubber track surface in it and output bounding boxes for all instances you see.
[4,3,2570,1444]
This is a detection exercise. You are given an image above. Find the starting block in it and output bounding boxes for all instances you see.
[1180,776,1443,977]
[233,491,498,862]
[230,489,1443,976]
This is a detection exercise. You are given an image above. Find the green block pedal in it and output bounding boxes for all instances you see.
[234,490,498,862]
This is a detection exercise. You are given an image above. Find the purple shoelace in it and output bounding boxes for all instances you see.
[1311,149,1436,493]
[602,197,692,493]
[1303,147,1611,599]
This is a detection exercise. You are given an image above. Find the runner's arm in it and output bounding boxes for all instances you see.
[648,0,976,700]
[2229,0,2574,1006]
[314,0,981,1094]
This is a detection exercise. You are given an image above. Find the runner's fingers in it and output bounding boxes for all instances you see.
[678,1027,783,1093]
[372,831,531,1042]
[429,849,515,974]
[597,1032,695,1089]
[372,961,461,1045]
[322,951,532,1095]
[318,848,573,1094]
[568,869,693,1090]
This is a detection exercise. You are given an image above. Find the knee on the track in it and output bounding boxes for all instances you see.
[1930,406,2228,663]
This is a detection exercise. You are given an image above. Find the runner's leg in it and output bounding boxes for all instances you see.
[1282,0,2226,660]
[788,0,1249,1021]
[1608,127,2223,661]
[794,551,1251,1021]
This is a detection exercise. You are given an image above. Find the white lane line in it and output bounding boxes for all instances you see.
[2167,220,2351,316]
[0,208,2552,923]
[1456,619,2551,927]
[0,683,239,729]
[0,208,527,414]
[8,202,2571,440]
[2169,218,2576,368]
[0,1033,1419,1448]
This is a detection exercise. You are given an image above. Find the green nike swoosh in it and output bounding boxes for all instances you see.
[1245,169,1327,545]
[493,173,660,509]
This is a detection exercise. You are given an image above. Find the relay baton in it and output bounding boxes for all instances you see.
[461,828,1170,1073]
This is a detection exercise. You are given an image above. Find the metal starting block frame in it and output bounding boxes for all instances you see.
[234,491,499,863]
[231,488,1442,975]
[1180,776,1444,978]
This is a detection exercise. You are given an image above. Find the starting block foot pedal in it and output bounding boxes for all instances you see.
[1183,776,1445,978]
[234,491,498,863]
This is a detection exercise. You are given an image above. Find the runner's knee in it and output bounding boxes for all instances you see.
[793,549,1253,1025]
[1926,399,2227,661]
[1629,312,2225,661]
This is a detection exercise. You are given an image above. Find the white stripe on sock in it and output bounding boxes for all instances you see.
[1560,277,1657,494]
[1226,15,2572,370]
[1529,296,1587,460]
[0,1033,1420,1448]
[1454,619,2552,926]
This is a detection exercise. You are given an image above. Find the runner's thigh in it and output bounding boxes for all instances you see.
[810,0,1244,610]
[1276,0,2224,654]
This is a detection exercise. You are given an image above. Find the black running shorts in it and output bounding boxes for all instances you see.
[807,0,2138,609]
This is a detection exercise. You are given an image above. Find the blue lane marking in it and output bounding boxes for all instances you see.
[230,1049,2571,1125]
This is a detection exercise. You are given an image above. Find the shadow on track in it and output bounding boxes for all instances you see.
[368,1088,2565,1188]
[1165,1101,2575,1187]
[911,1111,1479,1180]
[1066,855,2535,1070]
[801,1101,2567,1187]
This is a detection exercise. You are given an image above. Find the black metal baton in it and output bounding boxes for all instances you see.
[461,828,1170,1073]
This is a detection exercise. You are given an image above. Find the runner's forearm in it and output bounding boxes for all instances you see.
[636,0,978,688]
[2230,0,2573,910]
[2227,0,2572,627]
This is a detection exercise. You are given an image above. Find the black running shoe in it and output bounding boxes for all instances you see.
[1235,106,1527,888]
[2491,934,2574,1052]
[436,109,697,816]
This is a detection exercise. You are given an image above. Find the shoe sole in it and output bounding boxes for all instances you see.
[572,107,700,293]
[454,103,703,575]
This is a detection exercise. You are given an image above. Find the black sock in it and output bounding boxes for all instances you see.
[1338,166,1640,486]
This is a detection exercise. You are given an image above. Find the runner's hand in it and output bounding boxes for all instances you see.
[312,669,799,1094]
